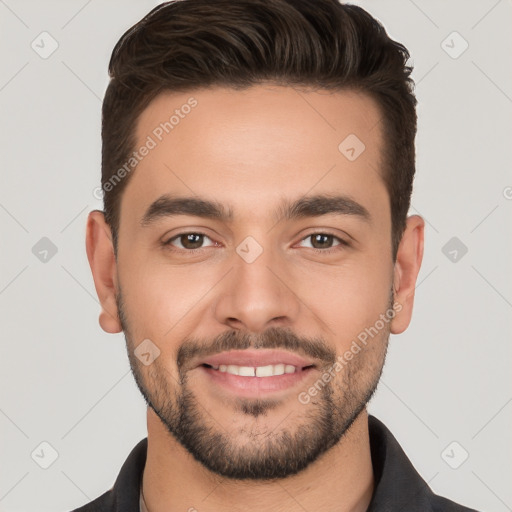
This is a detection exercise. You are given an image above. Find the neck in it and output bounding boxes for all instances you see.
[142,408,374,512]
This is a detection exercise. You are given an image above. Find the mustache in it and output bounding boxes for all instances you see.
[176,326,336,369]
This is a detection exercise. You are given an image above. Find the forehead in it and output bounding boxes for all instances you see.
[136,84,382,155]
[121,84,386,228]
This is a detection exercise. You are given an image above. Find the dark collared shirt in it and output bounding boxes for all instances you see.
[71,415,479,511]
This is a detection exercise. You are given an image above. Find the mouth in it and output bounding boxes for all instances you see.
[195,349,318,397]
[202,362,314,376]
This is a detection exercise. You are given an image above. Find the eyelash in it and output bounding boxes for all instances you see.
[162,231,350,255]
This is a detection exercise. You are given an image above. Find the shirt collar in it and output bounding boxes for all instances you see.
[103,414,472,511]
[366,415,434,510]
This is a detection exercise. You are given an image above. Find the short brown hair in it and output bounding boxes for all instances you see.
[101,0,417,259]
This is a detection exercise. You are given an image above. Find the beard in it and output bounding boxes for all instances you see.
[117,290,391,480]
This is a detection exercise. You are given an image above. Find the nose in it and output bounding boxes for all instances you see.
[213,244,301,334]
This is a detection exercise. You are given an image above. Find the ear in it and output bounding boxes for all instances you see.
[85,210,122,334]
[390,215,425,334]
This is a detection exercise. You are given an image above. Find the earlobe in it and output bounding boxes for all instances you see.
[390,215,425,335]
[85,210,122,334]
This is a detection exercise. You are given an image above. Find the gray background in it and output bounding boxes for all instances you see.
[1,1,511,511]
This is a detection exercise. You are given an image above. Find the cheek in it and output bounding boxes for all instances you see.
[295,255,392,343]
[119,257,219,338]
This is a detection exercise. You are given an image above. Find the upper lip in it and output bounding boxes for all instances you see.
[197,349,316,369]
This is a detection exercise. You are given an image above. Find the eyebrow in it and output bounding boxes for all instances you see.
[140,193,371,227]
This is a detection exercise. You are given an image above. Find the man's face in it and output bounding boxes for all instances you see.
[114,85,395,479]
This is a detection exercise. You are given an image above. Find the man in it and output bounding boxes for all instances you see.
[77,0,479,510]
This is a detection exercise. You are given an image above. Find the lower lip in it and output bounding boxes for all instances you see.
[198,365,316,398]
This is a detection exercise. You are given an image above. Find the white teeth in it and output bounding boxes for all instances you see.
[255,365,273,377]
[212,363,298,377]
[227,364,239,375]
[238,366,255,377]
[273,363,285,376]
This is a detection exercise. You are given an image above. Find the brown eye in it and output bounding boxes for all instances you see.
[165,232,215,250]
[310,233,335,249]
[297,232,349,253]
[180,233,204,249]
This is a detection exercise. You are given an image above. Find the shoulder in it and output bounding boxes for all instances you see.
[431,494,481,512]
[69,490,114,512]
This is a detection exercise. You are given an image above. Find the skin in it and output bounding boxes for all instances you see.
[86,84,424,512]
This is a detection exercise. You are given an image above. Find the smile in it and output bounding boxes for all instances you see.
[204,363,303,377]
[195,349,319,397]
